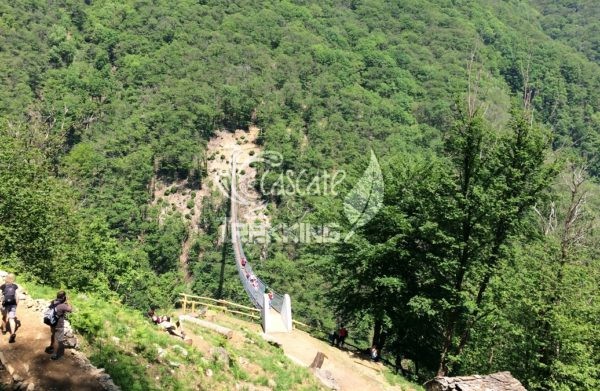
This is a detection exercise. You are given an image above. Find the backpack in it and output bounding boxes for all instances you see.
[2,284,17,305]
[43,303,59,326]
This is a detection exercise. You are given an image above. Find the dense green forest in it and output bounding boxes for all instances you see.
[1,0,599,389]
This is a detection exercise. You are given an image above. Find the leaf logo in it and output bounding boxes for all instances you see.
[343,150,384,240]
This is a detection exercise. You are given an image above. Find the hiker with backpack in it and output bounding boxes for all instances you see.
[1,273,20,343]
[44,290,72,360]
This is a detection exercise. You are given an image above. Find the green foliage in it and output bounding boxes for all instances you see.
[1,0,600,388]
[69,293,203,390]
[329,107,559,379]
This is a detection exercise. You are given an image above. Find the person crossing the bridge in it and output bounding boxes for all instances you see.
[267,290,274,308]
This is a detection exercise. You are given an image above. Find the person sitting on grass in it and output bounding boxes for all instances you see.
[147,307,160,325]
[159,316,186,340]
[370,345,379,362]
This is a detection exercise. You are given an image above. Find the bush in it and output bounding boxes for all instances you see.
[70,308,104,336]
[187,199,195,209]
[248,150,255,156]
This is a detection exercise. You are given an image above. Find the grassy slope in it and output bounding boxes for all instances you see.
[23,281,422,391]
[24,282,320,391]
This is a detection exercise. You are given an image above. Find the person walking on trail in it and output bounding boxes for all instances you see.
[1,273,20,343]
[45,290,72,360]
[329,329,339,346]
[337,325,348,348]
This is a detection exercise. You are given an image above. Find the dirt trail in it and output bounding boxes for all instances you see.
[269,329,402,391]
[0,294,105,390]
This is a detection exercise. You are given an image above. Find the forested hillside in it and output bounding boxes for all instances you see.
[1,0,599,390]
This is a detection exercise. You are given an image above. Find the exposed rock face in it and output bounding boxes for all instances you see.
[312,368,340,390]
[425,371,527,391]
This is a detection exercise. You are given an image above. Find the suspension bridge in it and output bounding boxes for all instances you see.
[229,157,292,333]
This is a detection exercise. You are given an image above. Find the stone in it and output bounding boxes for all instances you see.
[172,345,188,357]
[26,383,35,391]
[205,368,213,378]
[62,321,79,349]
[267,379,277,388]
[12,373,23,382]
[424,371,526,391]
[313,368,340,390]
[210,347,229,367]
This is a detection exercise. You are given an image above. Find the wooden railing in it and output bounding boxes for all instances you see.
[180,293,313,330]
[179,293,261,320]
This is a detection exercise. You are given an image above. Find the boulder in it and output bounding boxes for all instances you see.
[312,368,340,390]
[62,320,79,349]
[424,371,526,391]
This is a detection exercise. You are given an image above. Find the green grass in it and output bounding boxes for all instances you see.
[383,369,425,391]
[22,280,420,391]
[22,280,323,391]
[184,322,322,391]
